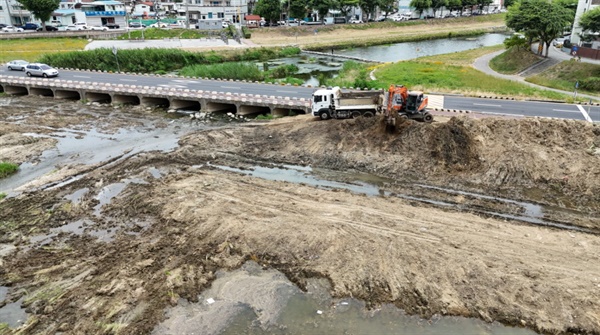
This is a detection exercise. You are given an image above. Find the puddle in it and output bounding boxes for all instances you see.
[153,261,538,335]
[148,167,163,179]
[1,123,185,197]
[0,287,8,302]
[209,163,594,233]
[64,187,89,205]
[0,297,28,329]
[93,183,127,216]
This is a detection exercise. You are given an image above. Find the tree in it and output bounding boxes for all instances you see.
[310,0,333,22]
[503,0,515,7]
[431,0,448,17]
[410,0,432,18]
[332,0,360,18]
[254,0,282,23]
[289,0,309,19]
[359,0,378,20]
[378,0,398,17]
[579,6,600,33]
[17,0,60,31]
[460,0,476,15]
[476,0,493,13]
[506,0,572,57]
[447,0,462,13]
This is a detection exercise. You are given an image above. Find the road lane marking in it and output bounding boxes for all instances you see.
[221,86,241,89]
[479,111,525,117]
[73,75,91,78]
[427,94,444,109]
[576,105,593,122]
[119,79,138,82]
[473,103,502,107]
[276,90,298,93]
[552,108,580,113]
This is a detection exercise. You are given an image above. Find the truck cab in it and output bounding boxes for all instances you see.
[311,88,337,119]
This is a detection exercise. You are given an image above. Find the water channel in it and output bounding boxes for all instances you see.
[261,33,508,86]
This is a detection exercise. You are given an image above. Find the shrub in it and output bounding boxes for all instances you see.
[242,26,251,38]
[268,64,299,78]
[580,77,600,91]
[504,35,529,51]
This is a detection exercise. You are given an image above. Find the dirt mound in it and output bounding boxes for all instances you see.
[182,115,599,212]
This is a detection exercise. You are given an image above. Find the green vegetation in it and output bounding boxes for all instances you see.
[0,193,6,200]
[117,28,208,40]
[490,47,542,74]
[419,44,505,65]
[0,38,87,63]
[38,46,301,73]
[328,48,572,101]
[0,162,18,178]
[527,61,600,94]
[179,62,299,81]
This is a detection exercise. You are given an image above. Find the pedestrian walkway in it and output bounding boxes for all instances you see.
[472,45,600,100]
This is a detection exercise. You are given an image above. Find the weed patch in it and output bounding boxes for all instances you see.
[0,162,18,178]
[490,47,542,74]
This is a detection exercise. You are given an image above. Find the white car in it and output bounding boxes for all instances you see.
[1,26,24,33]
[349,18,363,24]
[66,22,88,30]
[25,63,59,78]
[149,22,168,28]
[89,25,108,31]
[7,60,29,71]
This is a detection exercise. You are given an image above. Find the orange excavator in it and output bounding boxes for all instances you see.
[384,84,433,131]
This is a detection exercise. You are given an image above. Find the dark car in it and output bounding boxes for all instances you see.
[22,22,39,30]
[104,23,120,29]
[36,25,59,32]
[0,23,7,29]
[128,22,146,28]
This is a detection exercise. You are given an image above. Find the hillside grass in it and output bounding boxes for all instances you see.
[0,162,18,179]
[327,47,571,101]
[117,28,209,40]
[0,38,88,63]
[489,47,542,74]
[527,61,600,95]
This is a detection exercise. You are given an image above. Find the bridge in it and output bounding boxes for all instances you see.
[0,74,311,117]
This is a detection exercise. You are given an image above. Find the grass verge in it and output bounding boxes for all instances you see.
[0,162,18,179]
[527,61,600,96]
[0,38,88,64]
[327,47,572,101]
[117,28,208,40]
[489,47,542,74]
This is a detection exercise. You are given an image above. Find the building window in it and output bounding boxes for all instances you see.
[218,12,224,18]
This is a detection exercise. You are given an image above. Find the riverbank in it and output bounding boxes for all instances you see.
[250,15,506,50]
[0,96,599,334]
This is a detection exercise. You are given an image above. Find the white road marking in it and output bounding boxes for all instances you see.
[158,84,187,88]
[576,105,593,122]
[427,94,444,109]
[119,79,137,82]
[473,103,502,107]
[173,79,200,83]
[221,86,241,89]
[73,75,91,78]
[552,108,580,113]
[480,111,525,117]
[276,90,297,93]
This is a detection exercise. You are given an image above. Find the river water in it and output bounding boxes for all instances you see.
[334,33,509,62]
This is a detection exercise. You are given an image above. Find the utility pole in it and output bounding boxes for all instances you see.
[185,0,189,29]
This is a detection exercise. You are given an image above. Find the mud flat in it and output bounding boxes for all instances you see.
[0,97,599,334]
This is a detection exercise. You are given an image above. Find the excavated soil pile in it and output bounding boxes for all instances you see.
[1,107,599,335]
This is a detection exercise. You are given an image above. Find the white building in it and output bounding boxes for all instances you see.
[81,0,127,26]
[571,0,600,44]
[0,0,33,26]
[181,0,248,24]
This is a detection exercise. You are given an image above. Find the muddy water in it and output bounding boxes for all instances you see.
[0,297,28,329]
[209,163,590,233]
[153,261,537,335]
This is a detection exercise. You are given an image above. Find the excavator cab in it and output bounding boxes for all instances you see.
[406,92,424,114]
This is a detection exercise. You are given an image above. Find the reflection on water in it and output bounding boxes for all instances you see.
[334,33,509,62]
[154,262,538,335]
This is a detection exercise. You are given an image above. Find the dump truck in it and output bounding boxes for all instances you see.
[311,87,384,120]
[311,86,433,125]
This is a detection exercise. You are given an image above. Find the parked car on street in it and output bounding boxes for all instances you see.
[36,25,59,32]
[1,26,24,33]
[65,22,88,30]
[128,22,146,29]
[21,23,39,30]
[104,23,120,29]
[25,63,59,78]
[89,25,108,31]
[0,23,6,29]
[6,60,29,71]
[349,18,363,23]
[149,22,168,28]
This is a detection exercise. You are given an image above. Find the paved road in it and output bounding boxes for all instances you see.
[2,40,599,122]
